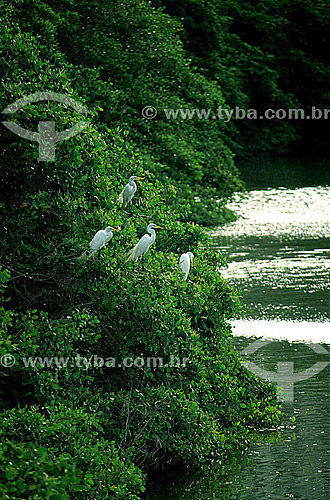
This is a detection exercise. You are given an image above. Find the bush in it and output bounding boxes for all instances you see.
[0,2,280,498]
[0,407,144,499]
[158,0,330,158]
[2,0,244,225]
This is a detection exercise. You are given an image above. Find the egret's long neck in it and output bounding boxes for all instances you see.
[148,228,156,244]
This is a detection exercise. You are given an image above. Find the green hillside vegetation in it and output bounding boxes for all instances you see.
[0,0,294,498]
[3,0,245,226]
[158,0,330,157]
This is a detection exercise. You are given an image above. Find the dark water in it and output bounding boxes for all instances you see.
[147,160,330,500]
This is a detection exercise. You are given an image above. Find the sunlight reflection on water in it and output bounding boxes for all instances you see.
[212,186,330,240]
[212,186,330,323]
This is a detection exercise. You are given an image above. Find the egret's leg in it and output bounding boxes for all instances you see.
[139,254,147,270]
[127,203,133,217]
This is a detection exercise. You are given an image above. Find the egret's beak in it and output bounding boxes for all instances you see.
[112,227,120,231]
[156,225,163,229]
[137,177,144,180]
[191,258,194,266]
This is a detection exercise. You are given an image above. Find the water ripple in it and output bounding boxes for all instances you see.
[212,186,330,240]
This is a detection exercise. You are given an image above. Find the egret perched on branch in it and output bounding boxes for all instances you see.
[118,175,144,208]
[179,252,194,280]
[79,226,119,260]
[126,223,162,262]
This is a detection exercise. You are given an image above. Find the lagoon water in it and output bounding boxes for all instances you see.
[147,159,330,500]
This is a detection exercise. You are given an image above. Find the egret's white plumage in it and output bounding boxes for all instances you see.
[105,228,116,244]
[179,252,194,280]
[126,223,162,262]
[118,176,143,208]
[79,226,119,260]
[90,227,111,252]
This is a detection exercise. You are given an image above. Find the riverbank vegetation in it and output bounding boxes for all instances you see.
[2,0,328,498]
[157,0,330,158]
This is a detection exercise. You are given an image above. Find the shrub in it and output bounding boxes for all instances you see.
[0,2,280,498]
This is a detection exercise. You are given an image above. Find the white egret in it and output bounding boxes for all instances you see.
[126,223,162,262]
[118,176,144,208]
[179,252,194,280]
[79,226,119,260]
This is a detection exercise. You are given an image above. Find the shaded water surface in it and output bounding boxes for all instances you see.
[147,160,330,500]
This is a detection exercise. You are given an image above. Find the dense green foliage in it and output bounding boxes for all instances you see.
[157,0,330,157]
[0,0,282,497]
[2,0,245,226]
